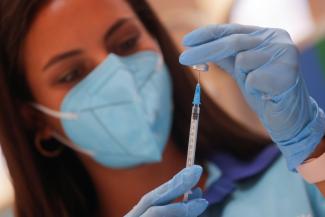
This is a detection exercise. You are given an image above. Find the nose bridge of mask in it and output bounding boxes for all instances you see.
[120,51,163,89]
[120,51,172,126]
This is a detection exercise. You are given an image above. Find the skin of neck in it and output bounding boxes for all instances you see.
[79,139,207,217]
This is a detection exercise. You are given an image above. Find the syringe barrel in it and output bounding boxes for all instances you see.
[183,104,200,201]
[192,104,200,120]
[186,105,200,167]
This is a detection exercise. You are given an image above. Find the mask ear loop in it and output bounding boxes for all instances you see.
[32,103,78,120]
[51,131,95,157]
[31,103,94,157]
[155,54,164,71]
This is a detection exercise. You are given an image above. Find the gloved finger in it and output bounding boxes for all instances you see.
[246,60,298,96]
[235,50,272,74]
[125,165,203,217]
[183,23,262,47]
[188,187,203,200]
[237,44,298,96]
[216,31,277,77]
[179,34,263,68]
[141,198,209,217]
[216,57,235,75]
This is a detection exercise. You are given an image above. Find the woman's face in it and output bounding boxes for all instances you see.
[22,0,159,136]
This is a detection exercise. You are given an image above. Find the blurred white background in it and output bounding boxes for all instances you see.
[230,0,315,43]
[0,149,13,215]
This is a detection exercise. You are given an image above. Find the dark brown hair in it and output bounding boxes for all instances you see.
[0,0,270,216]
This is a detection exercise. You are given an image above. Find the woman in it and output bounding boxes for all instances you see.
[0,0,324,216]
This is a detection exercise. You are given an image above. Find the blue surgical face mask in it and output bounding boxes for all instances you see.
[34,51,173,168]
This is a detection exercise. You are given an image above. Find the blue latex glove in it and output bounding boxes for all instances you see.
[179,24,325,171]
[124,165,208,217]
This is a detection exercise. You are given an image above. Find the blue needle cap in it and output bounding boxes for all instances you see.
[192,83,201,105]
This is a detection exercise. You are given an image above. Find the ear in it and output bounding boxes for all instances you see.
[20,103,64,157]
[19,103,53,140]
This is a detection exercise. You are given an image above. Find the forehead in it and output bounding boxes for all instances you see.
[23,0,136,70]
[35,0,134,24]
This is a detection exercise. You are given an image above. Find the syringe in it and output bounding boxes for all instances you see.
[183,64,208,201]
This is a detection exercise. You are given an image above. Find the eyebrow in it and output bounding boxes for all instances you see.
[43,50,82,71]
[43,17,132,71]
[103,17,131,44]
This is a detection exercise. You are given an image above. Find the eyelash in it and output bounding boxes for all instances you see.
[113,34,140,55]
[57,66,86,84]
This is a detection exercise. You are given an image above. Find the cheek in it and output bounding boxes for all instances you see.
[24,69,69,133]
[28,78,69,134]
[27,73,68,111]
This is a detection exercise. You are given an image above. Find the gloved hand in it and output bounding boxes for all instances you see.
[179,24,325,171]
[124,165,208,217]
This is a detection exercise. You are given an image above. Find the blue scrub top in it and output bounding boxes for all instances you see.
[201,156,325,217]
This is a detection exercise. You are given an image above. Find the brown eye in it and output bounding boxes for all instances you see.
[114,34,140,55]
[57,68,84,84]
